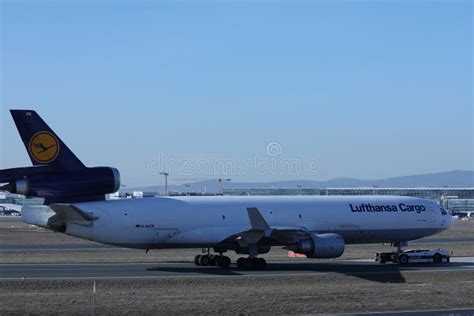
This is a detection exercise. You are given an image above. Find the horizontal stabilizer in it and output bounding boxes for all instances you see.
[0,166,54,183]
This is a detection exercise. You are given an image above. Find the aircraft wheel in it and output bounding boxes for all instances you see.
[256,258,267,270]
[209,255,217,266]
[194,255,202,266]
[236,257,266,270]
[398,254,409,265]
[199,255,210,266]
[236,257,246,269]
[243,258,253,270]
[219,256,231,268]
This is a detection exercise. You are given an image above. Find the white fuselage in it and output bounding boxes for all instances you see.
[23,195,452,251]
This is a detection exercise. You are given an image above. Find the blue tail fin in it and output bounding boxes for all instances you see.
[10,110,85,171]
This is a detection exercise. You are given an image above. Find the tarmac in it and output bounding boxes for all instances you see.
[1,257,473,281]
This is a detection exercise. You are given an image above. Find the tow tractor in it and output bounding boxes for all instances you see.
[376,249,450,264]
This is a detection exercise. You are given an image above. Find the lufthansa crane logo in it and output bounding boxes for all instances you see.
[29,131,60,163]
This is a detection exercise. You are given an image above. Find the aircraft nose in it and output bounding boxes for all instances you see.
[441,210,453,229]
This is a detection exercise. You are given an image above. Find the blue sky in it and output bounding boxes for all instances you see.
[1,1,472,187]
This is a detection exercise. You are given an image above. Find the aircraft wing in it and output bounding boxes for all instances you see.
[221,207,310,247]
[247,207,309,242]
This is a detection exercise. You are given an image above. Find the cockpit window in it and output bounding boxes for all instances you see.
[440,208,447,215]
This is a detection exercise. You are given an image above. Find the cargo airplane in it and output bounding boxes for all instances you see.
[0,110,452,269]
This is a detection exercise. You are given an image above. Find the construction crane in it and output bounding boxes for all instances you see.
[159,172,169,195]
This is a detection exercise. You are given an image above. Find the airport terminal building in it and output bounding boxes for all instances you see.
[0,192,43,206]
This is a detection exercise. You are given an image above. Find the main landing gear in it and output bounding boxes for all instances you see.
[194,254,231,268]
[194,255,267,270]
[193,249,267,270]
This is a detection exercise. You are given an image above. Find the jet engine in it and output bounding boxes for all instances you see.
[287,233,345,258]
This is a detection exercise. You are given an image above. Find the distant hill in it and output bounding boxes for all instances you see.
[126,170,474,193]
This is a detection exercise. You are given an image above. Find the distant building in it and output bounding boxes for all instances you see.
[106,192,121,200]
[224,189,321,196]
[321,187,474,200]
[225,187,473,199]
[0,192,43,206]
[446,199,474,214]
